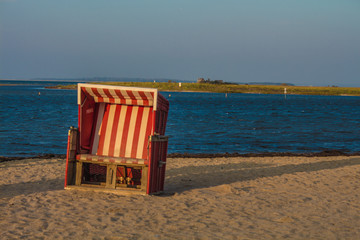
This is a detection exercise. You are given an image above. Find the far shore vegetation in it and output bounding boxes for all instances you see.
[48,81,360,96]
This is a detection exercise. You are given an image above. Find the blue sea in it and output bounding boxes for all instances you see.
[1,80,360,157]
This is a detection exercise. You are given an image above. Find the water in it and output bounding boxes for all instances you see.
[1,81,360,157]
[0,82,78,157]
[168,92,360,154]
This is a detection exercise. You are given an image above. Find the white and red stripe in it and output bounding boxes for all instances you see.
[90,103,153,160]
[78,84,156,109]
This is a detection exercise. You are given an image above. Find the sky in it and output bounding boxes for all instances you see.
[0,0,359,87]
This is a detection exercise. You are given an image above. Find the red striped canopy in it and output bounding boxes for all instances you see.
[78,83,159,110]
[78,83,169,160]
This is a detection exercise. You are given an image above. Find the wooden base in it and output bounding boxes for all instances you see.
[69,159,149,194]
[64,185,148,196]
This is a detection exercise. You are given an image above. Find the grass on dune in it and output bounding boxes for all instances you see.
[51,82,360,96]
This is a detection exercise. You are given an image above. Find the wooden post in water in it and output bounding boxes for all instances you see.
[284,88,287,99]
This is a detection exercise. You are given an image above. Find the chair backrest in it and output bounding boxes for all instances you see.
[90,103,154,160]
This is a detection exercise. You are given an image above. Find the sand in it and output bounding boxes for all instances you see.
[1,156,359,239]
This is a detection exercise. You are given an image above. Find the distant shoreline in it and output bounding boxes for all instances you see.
[3,80,360,96]
[44,82,360,96]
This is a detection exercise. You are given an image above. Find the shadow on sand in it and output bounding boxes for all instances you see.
[0,179,64,199]
[164,157,360,194]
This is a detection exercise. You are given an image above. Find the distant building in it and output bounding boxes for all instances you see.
[197,78,205,83]
[197,78,225,84]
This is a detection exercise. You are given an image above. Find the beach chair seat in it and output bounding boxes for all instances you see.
[76,154,149,165]
[65,84,169,195]
[75,154,149,190]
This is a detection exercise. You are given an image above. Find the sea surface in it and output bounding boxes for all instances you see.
[1,80,360,157]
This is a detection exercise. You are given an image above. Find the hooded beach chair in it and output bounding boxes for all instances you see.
[64,83,169,194]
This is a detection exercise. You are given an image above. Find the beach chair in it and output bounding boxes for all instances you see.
[64,83,169,195]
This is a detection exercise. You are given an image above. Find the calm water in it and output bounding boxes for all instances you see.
[1,81,360,157]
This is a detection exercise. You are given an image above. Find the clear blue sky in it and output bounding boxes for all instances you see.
[1,0,359,86]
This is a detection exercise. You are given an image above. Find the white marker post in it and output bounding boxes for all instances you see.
[284,88,287,99]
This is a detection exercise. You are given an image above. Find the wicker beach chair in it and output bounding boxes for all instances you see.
[64,83,169,195]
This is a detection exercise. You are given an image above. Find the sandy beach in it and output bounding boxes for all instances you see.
[1,156,359,239]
